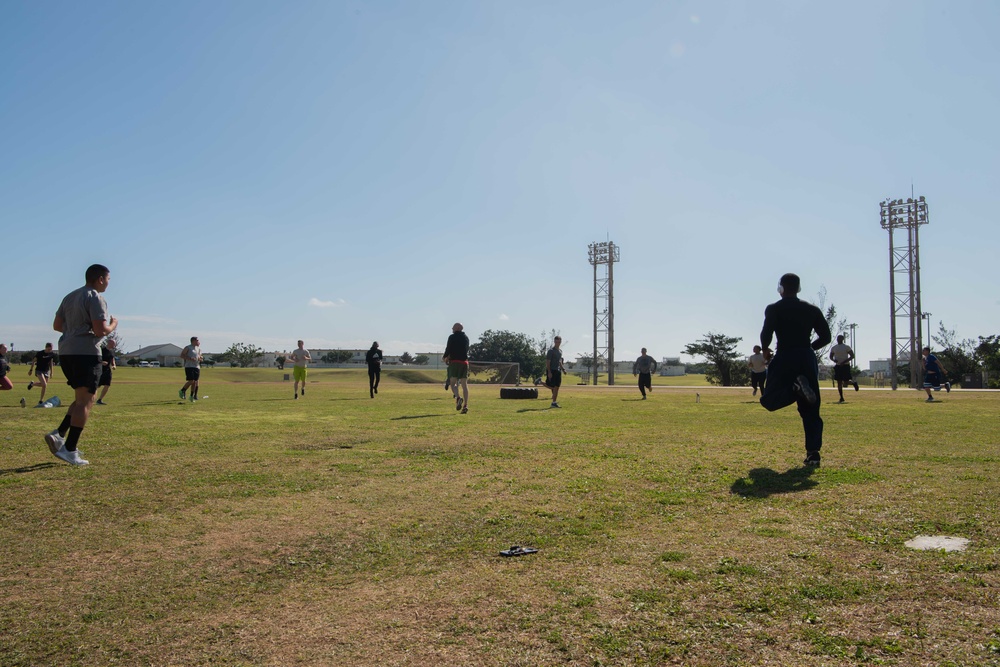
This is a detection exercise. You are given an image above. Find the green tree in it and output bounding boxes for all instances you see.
[221,342,265,368]
[413,354,429,365]
[932,322,979,387]
[472,329,544,380]
[275,355,286,370]
[815,286,848,364]
[399,351,414,364]
[683,332,746,386]
[975,335,1000,387]
[321,350,353,364]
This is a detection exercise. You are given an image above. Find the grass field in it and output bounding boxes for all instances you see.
[2,368,998,666]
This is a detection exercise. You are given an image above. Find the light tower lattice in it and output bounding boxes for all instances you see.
[879,196,928,389]
[588,241,620,385]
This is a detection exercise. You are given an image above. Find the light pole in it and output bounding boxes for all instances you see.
[922,313,932,349]
[848,324,857,367]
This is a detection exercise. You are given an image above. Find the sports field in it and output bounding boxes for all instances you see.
[2,368,998,666]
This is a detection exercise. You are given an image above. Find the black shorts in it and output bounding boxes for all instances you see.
[99,370,112,387]
[834,364,853,382]
[185,367,201,382]
[61,355,102,394]
[546,370,562,388]
[751,370,767,389]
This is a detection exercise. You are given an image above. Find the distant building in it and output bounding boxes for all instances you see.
[659,356,685,377]
[125,344,184,367]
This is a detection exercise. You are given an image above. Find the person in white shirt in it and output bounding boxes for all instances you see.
[747,345,768,397]
[179,336,203,402]
[828,335,859,403]
[288,340,312,400]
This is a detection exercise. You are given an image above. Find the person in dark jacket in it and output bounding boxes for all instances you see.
[365,342,383,398]
[759,273,831,467]
[443,323,470,414]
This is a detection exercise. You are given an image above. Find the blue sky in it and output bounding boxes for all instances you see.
[3,1,998,365]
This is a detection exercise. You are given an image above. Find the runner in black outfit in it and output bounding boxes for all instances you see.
[759,273,831,467]
[365,342,383,398]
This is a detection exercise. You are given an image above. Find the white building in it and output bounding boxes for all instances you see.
[126,344,184,367]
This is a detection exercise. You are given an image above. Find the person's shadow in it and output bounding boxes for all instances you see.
[0,462,58,476]
[730,466,817,498]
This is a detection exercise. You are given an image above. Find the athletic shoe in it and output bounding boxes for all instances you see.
[295,393,299,400]
[752,388,757,396]
[301,388,305,396]
[35,401,45,408]
[803,453,821,467]
[374,387,377,394]
[461,406,468,414]
[20,398,26,408]
[96,400,107,406]
[456,397,463,411]
[444,380,450,390]
[28,381,34,390]
[945,382,951,393]
[551,402,560,408]
[792,375,817,405]
[45,430,65,455]
[838,398,845,404]
[190,396,197,402]
[55,448,89,466]
[926,397,935,402]
[853,381,859,392]
[179,390,186,400]
[641,395,647,400]
[369,391,373,398]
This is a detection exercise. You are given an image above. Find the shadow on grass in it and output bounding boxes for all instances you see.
[391,414,446,420]
[730,467,817,498]
[129,401,189,407]
[0,462,59,476]
[516,407,552,413]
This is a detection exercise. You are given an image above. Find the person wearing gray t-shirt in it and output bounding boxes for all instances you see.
[44,264,118,466]
[179,337,203,402]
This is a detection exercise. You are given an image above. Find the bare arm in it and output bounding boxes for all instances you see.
[92,315,117,337]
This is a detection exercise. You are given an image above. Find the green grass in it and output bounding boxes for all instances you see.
[1,368,998,666]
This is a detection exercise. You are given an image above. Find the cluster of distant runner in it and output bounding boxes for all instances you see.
[0,266,954,468]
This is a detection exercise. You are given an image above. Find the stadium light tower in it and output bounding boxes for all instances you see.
[879,195,928,389]
[588,241,620,385]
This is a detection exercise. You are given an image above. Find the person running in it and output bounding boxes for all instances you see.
[44,263,118,466]
[632,348,658,399]
[443,323,470,414]
[27,342,56,406]
[178,336,203,402]
[96,338,117,405]
[829,335,860,403]
[748,345,768,397]
[921,346,951,402]
[545,336,567,408]
[758,273,831,467]
[288,340,312,399]
[365,341,383,398]
[0,343,13,393]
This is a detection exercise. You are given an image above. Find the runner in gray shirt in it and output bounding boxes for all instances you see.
[632,348,658,399]
[44,264,118,466]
